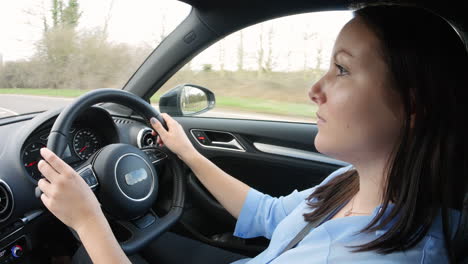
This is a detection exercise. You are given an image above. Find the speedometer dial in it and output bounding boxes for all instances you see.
[73,128,101,160]
[22,142,45,180]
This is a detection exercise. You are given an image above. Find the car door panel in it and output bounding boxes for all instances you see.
[172,116,347,252]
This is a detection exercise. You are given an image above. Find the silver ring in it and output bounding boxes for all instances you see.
[114,153,155,202]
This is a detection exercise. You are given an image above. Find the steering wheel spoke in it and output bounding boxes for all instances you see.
[141,147,168,165]
[76,165,99,190]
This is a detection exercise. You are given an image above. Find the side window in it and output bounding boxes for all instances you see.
[156,11,352,123]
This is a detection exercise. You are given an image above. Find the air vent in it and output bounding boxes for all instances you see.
[137,128,157,148]
[0,181,13,222]
[113,118,134,125]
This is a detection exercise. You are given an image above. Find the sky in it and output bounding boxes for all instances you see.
[0,0,191,61]
[193,11,353,71]
[0,0,352,71]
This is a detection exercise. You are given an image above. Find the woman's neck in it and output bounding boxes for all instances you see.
[352,160,387,213]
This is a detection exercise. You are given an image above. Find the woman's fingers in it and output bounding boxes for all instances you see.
[40,148,74,177]
[37,159,60,182]
[38,179,54,211]
[34,148,103,233]
[37,178,52,196]
[150,130,164,146]
[40,193,52,209]
[150,114,178,146]
[160,113,171,123]
[161,113,178,128]
[150,117,168,138]
[149,113,196,158]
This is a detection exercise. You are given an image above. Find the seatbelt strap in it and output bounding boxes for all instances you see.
[278,201,347,256]
[277,214,329,255]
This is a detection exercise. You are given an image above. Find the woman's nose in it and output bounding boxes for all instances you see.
[309,78,326,105]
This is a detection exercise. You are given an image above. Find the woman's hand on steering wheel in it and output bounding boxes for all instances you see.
[37,147,103,234]
[151,113,198,161]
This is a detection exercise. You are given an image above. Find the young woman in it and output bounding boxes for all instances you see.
[36,4,467,264]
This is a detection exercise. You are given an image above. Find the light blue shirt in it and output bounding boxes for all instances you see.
[232,165,457,264]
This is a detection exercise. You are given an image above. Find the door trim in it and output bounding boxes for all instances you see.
[253,142,349,166]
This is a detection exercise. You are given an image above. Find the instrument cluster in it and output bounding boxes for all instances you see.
[22,126,103,180]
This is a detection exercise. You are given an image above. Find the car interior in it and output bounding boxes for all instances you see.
[0,0,467,263]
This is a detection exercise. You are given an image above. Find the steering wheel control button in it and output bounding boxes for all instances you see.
[77,167,99,189]
[142,149,167,164]
[133,213,156,229]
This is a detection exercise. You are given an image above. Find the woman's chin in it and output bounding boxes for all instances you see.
[314,135,328,155]
[314,135,341,160]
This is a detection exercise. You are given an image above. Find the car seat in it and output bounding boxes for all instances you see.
[454,193,468,263]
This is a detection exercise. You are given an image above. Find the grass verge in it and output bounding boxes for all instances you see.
[0,88,90,98]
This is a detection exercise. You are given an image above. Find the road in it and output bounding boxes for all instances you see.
[0,95,74,117]
[0,94,314,123]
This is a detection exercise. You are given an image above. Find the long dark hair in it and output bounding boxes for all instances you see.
[303,5,468,261]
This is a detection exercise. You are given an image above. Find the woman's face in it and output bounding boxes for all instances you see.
[310,17,403,163]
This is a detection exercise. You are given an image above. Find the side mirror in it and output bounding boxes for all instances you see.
[158,84,216,116]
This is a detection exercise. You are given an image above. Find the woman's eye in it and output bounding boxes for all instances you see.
[334,63,349,76]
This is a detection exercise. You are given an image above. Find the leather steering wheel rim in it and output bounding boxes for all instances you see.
[46,88,186,255]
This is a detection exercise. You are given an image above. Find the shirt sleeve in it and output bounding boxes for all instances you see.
[233,165,353,239]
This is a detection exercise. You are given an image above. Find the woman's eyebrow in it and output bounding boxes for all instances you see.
[333,49,354,61]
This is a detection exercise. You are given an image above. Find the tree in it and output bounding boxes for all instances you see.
[264,24,275,72]
[237,30,244,72]
[0,0,151,90]
[159,12,167,43]
[152,6,168,46]
[102,0,115,39]
[49,0,82,30]
[303,32,317,79]
[51,0,61,28]
[218,38,226,77]
[315,44,323,70]
[286,50,292,71]
[311,43,325,82]
[202,64,213,72]
[36,0,83,88]
[257,24,264,78]
[61,0,81,27]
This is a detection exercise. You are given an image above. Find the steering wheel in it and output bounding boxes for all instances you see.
[45,89,185,255]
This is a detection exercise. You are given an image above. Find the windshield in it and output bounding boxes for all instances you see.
[0,0,191,118]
